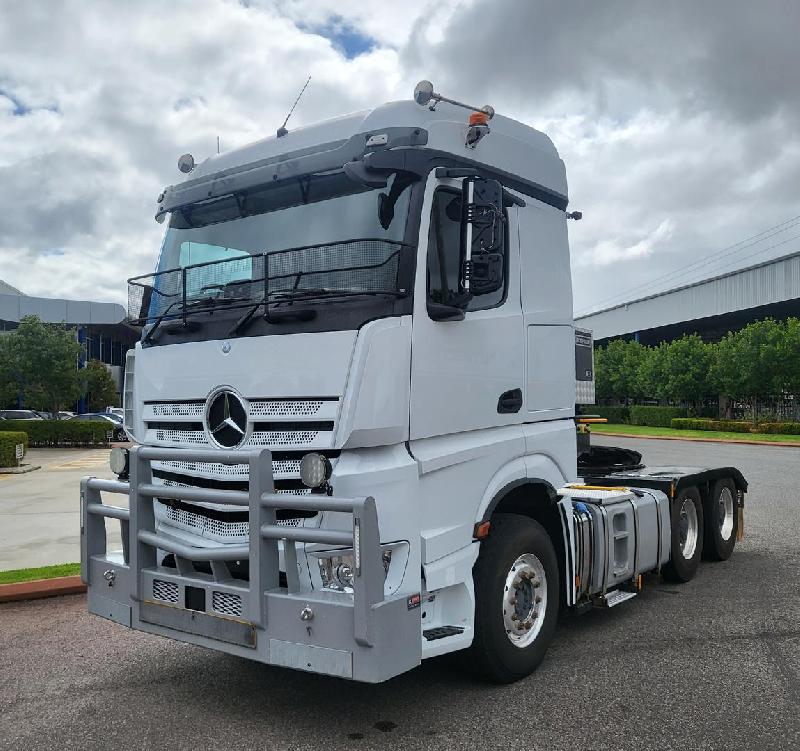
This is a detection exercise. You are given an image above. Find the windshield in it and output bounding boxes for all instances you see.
[131,171,414,324]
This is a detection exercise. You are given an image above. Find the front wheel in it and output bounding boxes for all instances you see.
[467,513,559,683]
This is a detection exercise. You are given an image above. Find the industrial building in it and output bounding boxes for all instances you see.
[575,250,800,345]
[0,279,139,406]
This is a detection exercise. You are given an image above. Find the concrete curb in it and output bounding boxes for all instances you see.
[593,430,800,448]
[0,575,86,604]
[0,464,41,474]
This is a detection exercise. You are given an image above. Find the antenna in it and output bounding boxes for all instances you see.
[216,136,220,154]
[277,75,311,138]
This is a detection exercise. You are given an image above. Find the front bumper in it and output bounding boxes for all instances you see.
[80,445,421,682]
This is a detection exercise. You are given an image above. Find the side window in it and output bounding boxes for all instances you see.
[426,187,507,311]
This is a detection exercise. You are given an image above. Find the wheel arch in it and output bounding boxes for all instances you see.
[476,457,569,606]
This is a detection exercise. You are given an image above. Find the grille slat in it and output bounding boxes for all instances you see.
[212,591,243,617]
[152,579,179,603]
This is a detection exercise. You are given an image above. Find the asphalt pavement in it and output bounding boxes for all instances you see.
[1,436,799,750]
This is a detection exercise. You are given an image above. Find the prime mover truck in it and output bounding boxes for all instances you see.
[81,81,747,683]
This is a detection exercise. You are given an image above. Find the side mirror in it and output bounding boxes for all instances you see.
[461,177,504,296]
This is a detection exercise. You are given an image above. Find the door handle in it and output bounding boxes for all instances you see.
[497,388,523,414]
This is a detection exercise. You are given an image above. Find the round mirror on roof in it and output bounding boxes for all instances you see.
[414,80,435,106]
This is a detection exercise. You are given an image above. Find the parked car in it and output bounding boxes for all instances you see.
[105,407,124,419]
[0,409,44,420]
[68,413,127,442]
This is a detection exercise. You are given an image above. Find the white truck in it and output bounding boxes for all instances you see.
[81,81,747,683]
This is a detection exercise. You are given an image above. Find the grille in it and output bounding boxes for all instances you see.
[152,579,179,603]
[161,495,308,539]
[212,591,243,617]
[165,503,250,537]
[154,460,250,478]
[249,400,324,417]
[248,430,320,446]
[155,429,207,444]
[150,402,204,417]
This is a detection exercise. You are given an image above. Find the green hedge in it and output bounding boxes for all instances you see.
[585,405,630,424]
[630,405,688,427]
[756,422,800,435]
[0,431,28,466]
[0,420,114,447]
[672,418,759,433]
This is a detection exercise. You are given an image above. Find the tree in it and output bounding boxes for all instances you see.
[83,359,119,412]
[4,316,83,415]
[0,335,19,408]
[637,342,669,400]
[595,339,646,402]
[660,334,714,409]
[711,319,784,422]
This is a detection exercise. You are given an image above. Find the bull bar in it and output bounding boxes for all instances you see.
[80,446,421,682]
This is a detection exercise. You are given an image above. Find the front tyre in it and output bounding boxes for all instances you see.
[467,513,559,683]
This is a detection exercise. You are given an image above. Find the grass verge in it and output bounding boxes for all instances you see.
[0,562,81,585]
[593,423,800,444]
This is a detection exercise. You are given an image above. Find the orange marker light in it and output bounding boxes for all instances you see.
[473,520,491,540]
[469,111,489,126]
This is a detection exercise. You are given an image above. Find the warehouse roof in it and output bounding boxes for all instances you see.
[575,249,800,340]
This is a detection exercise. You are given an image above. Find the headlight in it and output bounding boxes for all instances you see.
[299,452,332,488]
[316,548,393,593]
[109,447,129,477]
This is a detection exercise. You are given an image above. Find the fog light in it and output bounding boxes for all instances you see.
[317,553,356,592]
[109,447,129,477]
[299,452,332,488]
[316,547,394,593]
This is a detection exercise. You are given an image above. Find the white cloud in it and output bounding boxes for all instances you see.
[0,0,798,317]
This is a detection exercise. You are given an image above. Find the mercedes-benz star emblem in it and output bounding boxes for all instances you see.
[206,390,248,448]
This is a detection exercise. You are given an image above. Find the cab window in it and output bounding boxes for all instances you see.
[426,188,507,311]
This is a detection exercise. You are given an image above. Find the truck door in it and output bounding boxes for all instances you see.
[409,175,524,439]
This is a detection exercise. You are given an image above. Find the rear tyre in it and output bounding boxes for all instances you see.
[703,478,738,561]
[663,487,704,583]
[467,513,559,683]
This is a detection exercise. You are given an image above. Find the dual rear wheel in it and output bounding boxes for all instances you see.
[662,479,739,582]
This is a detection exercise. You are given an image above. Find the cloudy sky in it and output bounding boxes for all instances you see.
[1,0,798,314]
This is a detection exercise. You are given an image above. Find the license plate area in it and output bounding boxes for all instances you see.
[140,600,256,648]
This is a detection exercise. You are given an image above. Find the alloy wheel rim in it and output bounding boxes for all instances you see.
[678,498,699,559]
[719,487,735,541]
[502,553,547,648]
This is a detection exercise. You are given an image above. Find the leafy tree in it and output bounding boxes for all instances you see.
[637,342,669,400]
[3,316,83,416]
[0,335,19,408]
[82,359,119,412]
[660,334,714,408]
[777,317,800,395]
[711,319,784,422]
[595,339,646,402]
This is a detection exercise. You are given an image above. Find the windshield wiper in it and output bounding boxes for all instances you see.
[226,289,404,337]
[144,295,250,343]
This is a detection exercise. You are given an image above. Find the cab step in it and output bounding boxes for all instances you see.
[603,589,637,608]
[423,626,465,641]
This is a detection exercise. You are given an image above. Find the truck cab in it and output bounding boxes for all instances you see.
[82,83,745,683]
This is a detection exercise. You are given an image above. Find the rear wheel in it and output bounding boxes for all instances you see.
[467,513,559,683]
[703,478,738,561]
[663,487,704,582]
